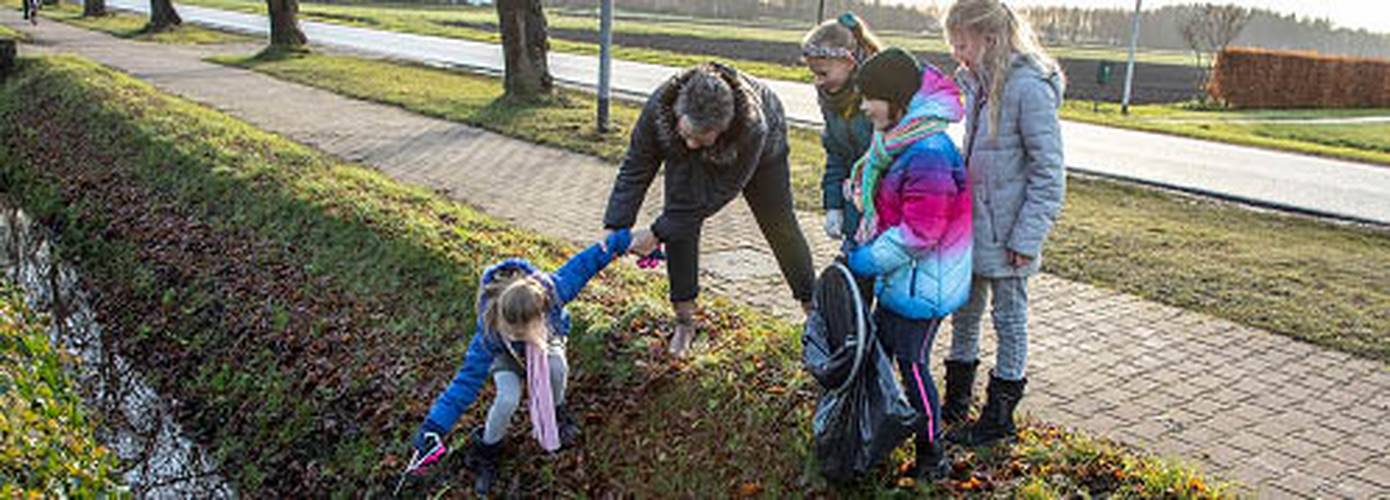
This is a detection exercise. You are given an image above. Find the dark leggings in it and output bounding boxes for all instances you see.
[876,308,944,444]
[665,154,815,303]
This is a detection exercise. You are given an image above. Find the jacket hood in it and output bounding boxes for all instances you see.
[902,62,966,125]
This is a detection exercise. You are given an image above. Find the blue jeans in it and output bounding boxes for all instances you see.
[948,275,1030,381]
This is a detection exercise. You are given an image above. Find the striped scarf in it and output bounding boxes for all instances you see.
[846,117,950,243]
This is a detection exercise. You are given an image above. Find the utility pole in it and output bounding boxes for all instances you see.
[1121,0,1142,115]
[597,0,613,132]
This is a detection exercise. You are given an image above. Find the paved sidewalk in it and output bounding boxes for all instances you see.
[7,15,1390,498]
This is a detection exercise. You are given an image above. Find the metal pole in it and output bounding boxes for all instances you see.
[817,0,825,24]
[1121,0,1142,115]
[597,0,613,132]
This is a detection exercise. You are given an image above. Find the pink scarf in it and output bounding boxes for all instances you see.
[526,343,561,452]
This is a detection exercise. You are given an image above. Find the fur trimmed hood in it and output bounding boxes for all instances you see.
[650,63,767,168]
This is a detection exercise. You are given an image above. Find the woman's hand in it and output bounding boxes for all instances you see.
[629,228,660,257]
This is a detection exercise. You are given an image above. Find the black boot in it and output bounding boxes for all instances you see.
[942,359,979,427]
[946,373,1025,447]
[463,428,502,496]
[907,436,950,481]
[557,405,581,450]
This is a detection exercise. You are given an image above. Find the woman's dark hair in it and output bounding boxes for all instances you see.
[674,67,736,134]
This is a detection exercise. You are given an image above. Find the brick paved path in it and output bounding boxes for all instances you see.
[8,15,1390,498]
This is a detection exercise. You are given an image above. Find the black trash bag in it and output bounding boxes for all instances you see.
[802,262,919,483]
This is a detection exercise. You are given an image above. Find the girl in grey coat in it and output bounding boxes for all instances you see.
[941,0,1067,447]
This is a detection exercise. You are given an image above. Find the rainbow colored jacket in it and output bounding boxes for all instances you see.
[847,64,972,320]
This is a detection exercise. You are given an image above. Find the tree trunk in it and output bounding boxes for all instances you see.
[147,0,182,32]
[496,0,553,101]
[84,0,107,17]
[267,0,307,47]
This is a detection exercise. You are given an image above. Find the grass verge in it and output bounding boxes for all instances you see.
[40,2,254,44]
[1,23,27,41]
[0,54,1232,496]
[177,0,1387,164]
[177,0,1195,85]
[1062,101,1390,167]
[0,280,123,496]
[214,49,1390,364]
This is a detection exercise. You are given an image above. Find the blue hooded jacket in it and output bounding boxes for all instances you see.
[421,230,631,434]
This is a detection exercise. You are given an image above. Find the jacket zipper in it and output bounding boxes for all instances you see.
[909,259,919,298]
[967,83,1002,245]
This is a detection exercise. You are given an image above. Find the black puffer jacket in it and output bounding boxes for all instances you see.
[603,63,790,241]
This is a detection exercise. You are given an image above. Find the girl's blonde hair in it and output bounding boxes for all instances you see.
[946,0,1063,130]
[801,12,884,64]
[479,271,550,347]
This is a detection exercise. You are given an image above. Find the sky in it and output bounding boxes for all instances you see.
[894,1,1390,34]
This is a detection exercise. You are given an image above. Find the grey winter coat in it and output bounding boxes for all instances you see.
[957,57,1067,278]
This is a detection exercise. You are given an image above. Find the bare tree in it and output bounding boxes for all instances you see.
[1204,4,1252,54]
[84,0,107,17]
[1180,3,1252,66]
[267,0,307,47]
[147,0,182,32]
[1180,3,1251,102]
[496,0,553,101]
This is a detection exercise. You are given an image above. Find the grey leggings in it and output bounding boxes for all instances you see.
[482,351,569,445]
[948,275,1030,381]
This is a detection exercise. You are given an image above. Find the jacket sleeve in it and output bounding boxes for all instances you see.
[604,96,666,230]
[1006,79,1066,258]
[821,120,852,211]
[846,150,962,276]
[551,229,631,305]
[423,327,496,434]
[651,127,768,240]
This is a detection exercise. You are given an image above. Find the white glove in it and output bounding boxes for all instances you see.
[823,209,844,240]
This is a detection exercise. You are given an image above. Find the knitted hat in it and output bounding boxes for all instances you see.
[856,47,922,114]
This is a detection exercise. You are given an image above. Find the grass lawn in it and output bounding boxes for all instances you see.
[1063,101,1390,167]
[175,0,1194,85]
[213,49,1390,364]
[1,23,27,41]
[172,0,1390,165]
[0,54,1232,497]
[40,2,254,44]
[0,281,123,496]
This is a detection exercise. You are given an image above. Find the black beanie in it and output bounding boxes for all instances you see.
[857,47,922,113]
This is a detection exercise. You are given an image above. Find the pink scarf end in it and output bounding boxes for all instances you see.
[526,343,561,452]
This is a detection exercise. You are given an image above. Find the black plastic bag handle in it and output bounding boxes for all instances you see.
[830,261,870,395]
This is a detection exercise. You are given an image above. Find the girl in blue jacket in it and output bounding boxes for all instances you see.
[408,229,640,495]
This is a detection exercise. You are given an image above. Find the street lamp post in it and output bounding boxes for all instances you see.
[1121,0,1142,115]
[597,0,613,132]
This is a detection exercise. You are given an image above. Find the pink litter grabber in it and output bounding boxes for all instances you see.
[393,431,446,496]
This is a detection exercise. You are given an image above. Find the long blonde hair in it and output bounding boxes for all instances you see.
[801,12,884,64]
[946,0,1063,131]
[479,271,550,348]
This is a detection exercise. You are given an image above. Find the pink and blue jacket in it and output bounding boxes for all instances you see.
[847,65,973,320]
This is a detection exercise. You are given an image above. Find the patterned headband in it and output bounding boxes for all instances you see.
[802,12,864,60]
[802,45,856,60]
